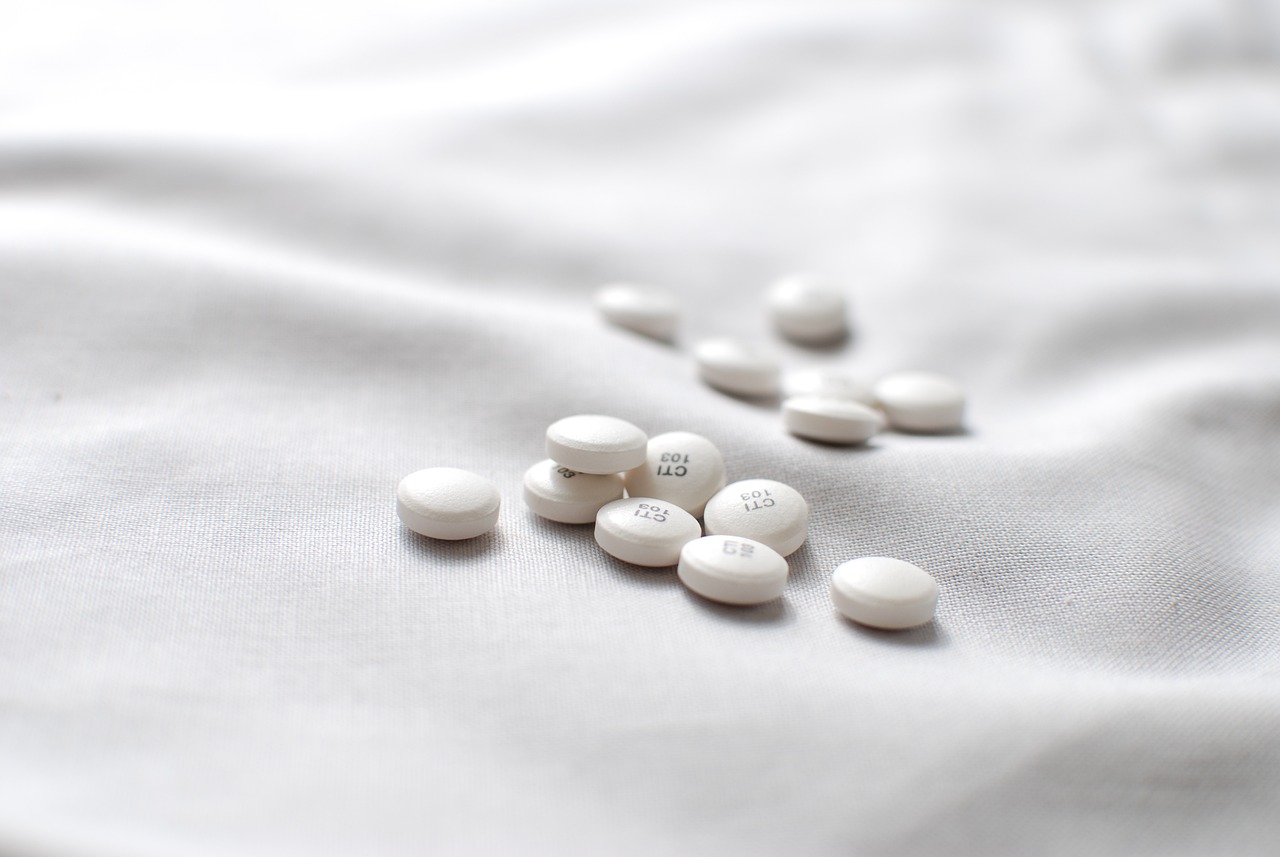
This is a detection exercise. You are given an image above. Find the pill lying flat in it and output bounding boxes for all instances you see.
[678,535,788,605]
[546,414,648,474]
[594,282,679,342]
[766,274,849,344]
[781,367,874,405]
[523,459,625,524]
[693,338,781,398]
[397,467,501,540]
[874,371,965,433]
[831,557,939,630]
[624,431,726,518]
[702,478,808,557]
[595,497,703,567]
[783,396,884,445]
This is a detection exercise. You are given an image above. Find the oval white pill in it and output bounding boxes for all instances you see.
[693,338,780,398]
[678,535,788,606]
[396,467,501,540]
[623,431,726,518]
[781,367,874,405]
[702,479,808,557]
[766,274,849,344]
[546,414,648,475]
[522,459,625,524]
[831,557,939,630]
[595,497,703,567]
[874,371,965,433]
[783,396,884,445]
[594,282,679,342]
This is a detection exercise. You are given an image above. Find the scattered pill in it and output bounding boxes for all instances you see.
[522,459,625,524]
[594,282,679,341]
[781,367,874,405]
[766,274,848,344]
[702,478,808,557]
[874,371,965,433]
[677,535,788,605]
[397,467,501,540]
[595,497,703,567]
[624,431,726,518]
[693,338,781,398]
[546,414,648,475]
[831,557,939,629]
[783,396,884,445]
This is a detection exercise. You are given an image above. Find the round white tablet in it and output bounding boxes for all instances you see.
[702,479,808,557]
[546,414,648,475]
[783,396,884,445]
[874,371,965,433]
[781,367,874,405]
[594,282,679,342]
[522,459,625,524]
[396,467,501,540]
[766,274,848,344]
[678,535,789,606]
[831,557,939,630]
[693,338,781,398]
[623,431,727,518]
[595,497,703,567]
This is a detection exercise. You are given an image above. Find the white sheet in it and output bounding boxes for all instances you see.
[3,1,1280,854]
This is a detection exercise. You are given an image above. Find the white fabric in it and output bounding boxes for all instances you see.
[3,1,1280,855]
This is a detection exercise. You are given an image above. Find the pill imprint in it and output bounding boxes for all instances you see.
[678,535,789,605]
[702,478,808,557]
[595,497,703,567]
[624,431,727,518]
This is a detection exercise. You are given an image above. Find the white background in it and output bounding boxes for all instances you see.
[2,1,1280,854]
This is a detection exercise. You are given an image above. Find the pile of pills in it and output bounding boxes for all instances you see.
[397,413,940,628]
[395,274,958,632]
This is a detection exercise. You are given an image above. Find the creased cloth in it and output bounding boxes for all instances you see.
[3,1,1280,855]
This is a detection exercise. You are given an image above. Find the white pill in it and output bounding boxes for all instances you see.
[831,557,939,630]
[766,274,849,344]
[594,282,679,342]
[595,497,703,567]
[396,467,500,540]
[623,431,726,518]
[702,479,808,557]
[522,459,625,524]
[783,396,884,445]
[678,535,789,605]
[693,338,780,398]
[874,371,965,433]
[546,414,648,475]
[781,367,874,405]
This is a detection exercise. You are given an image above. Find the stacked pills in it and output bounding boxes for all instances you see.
[393,268,962,633]
[394,416,939,628]
[519,415,808,607]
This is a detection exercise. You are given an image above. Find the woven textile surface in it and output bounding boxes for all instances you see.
[3,2,1280,855]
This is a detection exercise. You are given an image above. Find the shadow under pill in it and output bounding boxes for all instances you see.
[841,617,948,648]
[594,552,678,589]
[683,589,794,626]
[887,426,974,439]
[399,526,504,563]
